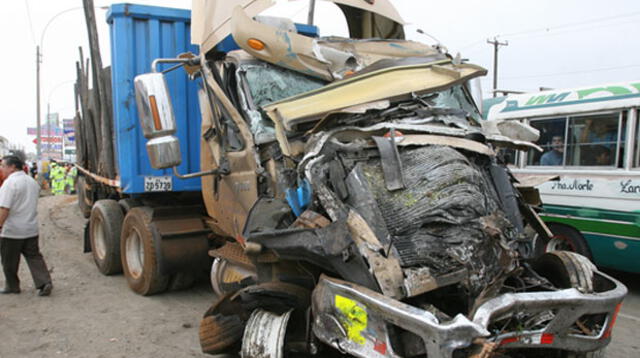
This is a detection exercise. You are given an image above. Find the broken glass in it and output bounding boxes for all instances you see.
[239,63,326,143]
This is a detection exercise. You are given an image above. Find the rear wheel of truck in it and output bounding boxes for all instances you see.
[120,207,169,295]
[89,199,124,275]
[77,176,92,218]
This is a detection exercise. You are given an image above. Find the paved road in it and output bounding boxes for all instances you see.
[607,269,640,357]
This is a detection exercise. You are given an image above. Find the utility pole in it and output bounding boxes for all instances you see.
[307,0,316,25]
[487,37,508,97]
[36,46,41,159]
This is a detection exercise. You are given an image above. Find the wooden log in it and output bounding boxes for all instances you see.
[73,68,85,168]
[83,0,115,179]
[77,47,98,174]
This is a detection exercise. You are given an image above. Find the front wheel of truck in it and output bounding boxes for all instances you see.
[120,207,169,295]
[534,251,607,358]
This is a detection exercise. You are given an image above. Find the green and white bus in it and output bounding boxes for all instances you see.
[484,81,640,273]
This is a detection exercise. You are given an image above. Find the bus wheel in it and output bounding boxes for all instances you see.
[545,224,592,260]
[120,207,169,295]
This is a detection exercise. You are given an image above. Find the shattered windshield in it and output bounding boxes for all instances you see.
[431,85,483,124]
[243,63,326,107]
[239,63,326,143]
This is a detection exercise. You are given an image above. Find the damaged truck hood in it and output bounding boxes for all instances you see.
[192,0,406,55]
[263,58,487,130]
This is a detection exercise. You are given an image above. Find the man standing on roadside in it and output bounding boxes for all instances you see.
[0,155,53,296]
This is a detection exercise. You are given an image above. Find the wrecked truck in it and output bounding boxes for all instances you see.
[132,0,626,357]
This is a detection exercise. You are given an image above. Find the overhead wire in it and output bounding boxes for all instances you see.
[500,10,640,38]
[458,10,640,51]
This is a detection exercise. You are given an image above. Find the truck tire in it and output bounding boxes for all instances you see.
[544,223,592,260]
[77,177,92,218]
[120,207,169,295]
[89,199,124,275]
[199,294,246,354]
[199,314,244,354]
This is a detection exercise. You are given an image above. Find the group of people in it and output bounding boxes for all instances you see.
[48,161,77,195]
[539,119,615,167]
[0,155,53,296]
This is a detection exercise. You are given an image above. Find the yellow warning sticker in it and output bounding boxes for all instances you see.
[335,295,367,345]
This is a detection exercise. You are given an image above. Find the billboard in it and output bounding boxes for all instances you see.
[27,127,63,136]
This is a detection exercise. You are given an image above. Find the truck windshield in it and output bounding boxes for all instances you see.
[239,63,326,143]
[242,63,326,107]
[432,85,483,124]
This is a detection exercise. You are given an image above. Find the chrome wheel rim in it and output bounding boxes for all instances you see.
[93,217,107,261]
[125,228,144,279]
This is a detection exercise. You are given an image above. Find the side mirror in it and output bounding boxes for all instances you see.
[134,73,182,169]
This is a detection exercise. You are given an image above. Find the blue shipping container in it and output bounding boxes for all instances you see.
[107,4,201,194]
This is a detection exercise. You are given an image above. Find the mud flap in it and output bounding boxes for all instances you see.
[149,206,212,275]
[83,221,91,253]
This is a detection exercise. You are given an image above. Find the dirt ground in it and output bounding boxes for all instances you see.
[0,194,638,357]
[0,194,216,358]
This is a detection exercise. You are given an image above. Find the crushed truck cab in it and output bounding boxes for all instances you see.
[134,1,626,357]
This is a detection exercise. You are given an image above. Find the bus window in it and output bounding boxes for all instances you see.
[635,110,640,167]
[527,117,567,166]
[567,113,622,167]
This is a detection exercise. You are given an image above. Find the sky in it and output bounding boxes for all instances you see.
[1,0,640,155]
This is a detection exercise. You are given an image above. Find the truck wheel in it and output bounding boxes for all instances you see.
[120,207,169,295]
[544,224,592,260]
[241,309,293,358]
[535,252,606,358]
[89,199,124,275]
[200,314,245,354]
[533,251,596,292]
[210,258,257,296]
[77,177,92,218]
[199,294,247,354]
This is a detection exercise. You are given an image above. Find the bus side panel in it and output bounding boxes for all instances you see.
[583,233,640,273]
[542,209,640,273]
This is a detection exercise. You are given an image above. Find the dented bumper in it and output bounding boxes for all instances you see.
[312,273,627,358]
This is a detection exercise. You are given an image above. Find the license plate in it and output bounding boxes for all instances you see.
[144,176,172,192]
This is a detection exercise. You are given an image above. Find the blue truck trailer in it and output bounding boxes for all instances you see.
[75,4,211,295]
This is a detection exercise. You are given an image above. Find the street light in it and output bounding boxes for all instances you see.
[35,5,107,159]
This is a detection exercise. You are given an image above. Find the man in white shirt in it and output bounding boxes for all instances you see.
[0,155,52,296]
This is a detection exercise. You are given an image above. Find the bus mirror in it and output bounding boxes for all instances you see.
[134,73,182,169]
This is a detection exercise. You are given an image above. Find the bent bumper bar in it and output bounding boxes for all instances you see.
[312,273,627,358]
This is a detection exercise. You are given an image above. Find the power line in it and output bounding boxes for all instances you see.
[23,0,36,45]
[459,10,640,51]
[501,10,640,38]
[502,64,640,81]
